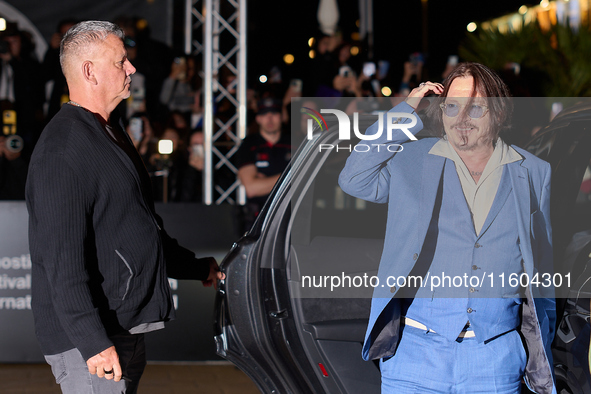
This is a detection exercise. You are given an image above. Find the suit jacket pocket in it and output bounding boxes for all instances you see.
[115,248,134,300]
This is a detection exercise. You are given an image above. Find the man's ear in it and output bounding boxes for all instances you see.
[82,61,98,85]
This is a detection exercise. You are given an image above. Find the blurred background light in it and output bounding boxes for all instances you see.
[283,53,295,65]
[158,140,173,155]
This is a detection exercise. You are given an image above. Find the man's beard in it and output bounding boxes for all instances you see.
[450,122,492,151]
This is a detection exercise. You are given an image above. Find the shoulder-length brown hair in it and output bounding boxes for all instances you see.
[425,62,513,140]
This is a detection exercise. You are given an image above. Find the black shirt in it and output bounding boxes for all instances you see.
[235,132,292,209]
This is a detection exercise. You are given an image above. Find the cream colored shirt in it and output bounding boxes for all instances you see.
[429,138,522,235]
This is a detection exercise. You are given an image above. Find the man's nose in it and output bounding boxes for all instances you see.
[126,59,136,76]
[457,108,471,122]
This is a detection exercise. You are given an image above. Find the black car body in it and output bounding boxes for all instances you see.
[214,98,591,393]
[525,101,591,394]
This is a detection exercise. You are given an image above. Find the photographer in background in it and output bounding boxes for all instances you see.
[42,18,78,120]
[116,16,174,125]
[160,55,201,116]
[0,133,27,199]
[0,22,44,148]
[126,112,157,164]
[398,52,424,97]
[178,130,204,202]
[331,65,363,98]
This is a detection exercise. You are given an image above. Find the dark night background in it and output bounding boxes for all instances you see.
[7,0,532,92]
[239,0,529,91]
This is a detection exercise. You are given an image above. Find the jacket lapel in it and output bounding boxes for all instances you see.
[507,160,534,273]
[478,167,512,237]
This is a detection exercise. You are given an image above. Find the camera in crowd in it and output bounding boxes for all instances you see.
[4,134,23,153]
[409,52,424,66]
[2,109,22,153]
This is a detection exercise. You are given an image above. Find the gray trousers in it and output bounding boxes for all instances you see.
[44,333,146,394]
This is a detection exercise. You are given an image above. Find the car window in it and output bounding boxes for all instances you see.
[527,119,591,236]
[289,134,385,300]
[303,141,387,242]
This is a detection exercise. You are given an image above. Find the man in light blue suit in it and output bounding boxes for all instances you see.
[339,63,555,393]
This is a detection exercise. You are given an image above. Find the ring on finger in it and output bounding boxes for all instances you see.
[419,82,426,87]
[104,369,113,375]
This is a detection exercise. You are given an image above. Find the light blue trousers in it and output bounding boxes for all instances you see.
[380,326,527,393]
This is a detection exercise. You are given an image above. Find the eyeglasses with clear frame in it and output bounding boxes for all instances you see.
[439,102,489,119]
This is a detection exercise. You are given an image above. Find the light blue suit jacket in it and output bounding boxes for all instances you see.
[338,102,556,394]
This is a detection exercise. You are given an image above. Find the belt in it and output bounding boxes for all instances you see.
[402,317,476,338]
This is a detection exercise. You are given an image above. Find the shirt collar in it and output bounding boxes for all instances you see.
[428,137,521,168]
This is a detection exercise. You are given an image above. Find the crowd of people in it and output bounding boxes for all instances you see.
[0,16,532,209]
[0,16,204,202]
[0,15,446,205]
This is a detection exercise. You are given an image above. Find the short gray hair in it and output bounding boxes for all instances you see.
[60,21,124,76]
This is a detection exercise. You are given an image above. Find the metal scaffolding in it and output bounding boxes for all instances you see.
[185,0,247,205]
